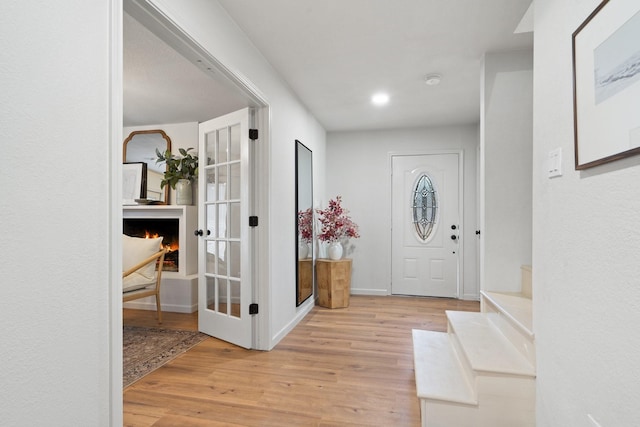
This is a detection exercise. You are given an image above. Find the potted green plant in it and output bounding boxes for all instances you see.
[155,147,199,205]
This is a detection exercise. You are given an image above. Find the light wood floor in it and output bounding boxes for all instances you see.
[123,295,479,426]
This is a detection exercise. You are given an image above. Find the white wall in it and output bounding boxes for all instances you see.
[327,125,479,299]
[148,0,327,348]
[0,1,115,425]
[480,49,533,293]
[534,1,640,425]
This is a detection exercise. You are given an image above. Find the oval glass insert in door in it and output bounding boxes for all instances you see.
[412,174,438,241]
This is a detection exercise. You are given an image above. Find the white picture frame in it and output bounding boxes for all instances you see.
[122,162,147,205]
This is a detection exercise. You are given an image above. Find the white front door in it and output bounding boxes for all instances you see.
[391,153,461,298]
[197,108,254,349]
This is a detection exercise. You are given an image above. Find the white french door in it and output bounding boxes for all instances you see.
[197,108,254,349]
[391,153,461,298]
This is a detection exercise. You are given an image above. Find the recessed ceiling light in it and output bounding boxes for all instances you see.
[424,74,442,86]
[371,93,390,106]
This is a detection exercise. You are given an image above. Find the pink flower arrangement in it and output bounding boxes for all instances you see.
[297,208,314,243]
[316,196,360,243]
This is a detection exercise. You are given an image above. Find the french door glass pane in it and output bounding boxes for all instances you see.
[218,240,228,276]
[229,241,241,279]
[230,163,241,200]
[206,170,216,199]
[229,202,240,239]
[230,124,241,161]
[206,204,216,239]
[230,280,241,318]
[206,276,217,311]
[217,204,227,238]
[206,132,216,165]
[218,169,228,197]
[218,279,229,315]
[217,129,228,164]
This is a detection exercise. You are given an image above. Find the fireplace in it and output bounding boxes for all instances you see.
[122,205,198,313]
[122,205,197,276]
[123,218,180,271]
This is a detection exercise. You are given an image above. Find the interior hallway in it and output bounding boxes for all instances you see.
[123,295,479,426]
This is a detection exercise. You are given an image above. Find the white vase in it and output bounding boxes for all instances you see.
[298,241,309,259]
[317,241,327,259]
[175,179,192,205]
[328,241,343,260]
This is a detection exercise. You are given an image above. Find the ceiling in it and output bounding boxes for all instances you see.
[124,0,533,131]
[123,12,249,127]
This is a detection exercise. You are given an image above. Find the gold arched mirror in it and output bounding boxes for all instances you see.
[123,130,171,204]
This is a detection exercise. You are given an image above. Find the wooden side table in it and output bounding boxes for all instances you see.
[316,258,352,308]
[298,259,313,303]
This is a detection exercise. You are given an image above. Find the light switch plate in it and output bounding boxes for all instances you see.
[548,147,562,178]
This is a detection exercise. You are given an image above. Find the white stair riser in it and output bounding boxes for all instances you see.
[422,376,535,427]
[423,400,534,427]
[447,329,476,387]
[484,309,536,365]
[477,374,535,402]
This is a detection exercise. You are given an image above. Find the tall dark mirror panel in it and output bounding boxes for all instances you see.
[295,140,313,306]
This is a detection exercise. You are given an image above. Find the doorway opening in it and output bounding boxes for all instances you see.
[113,1,271,421]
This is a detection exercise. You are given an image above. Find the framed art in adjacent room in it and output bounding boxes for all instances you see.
[573,0,640,169]
[122,162,147,205]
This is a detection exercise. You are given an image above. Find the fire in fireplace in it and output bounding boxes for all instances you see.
[123,218,179,272]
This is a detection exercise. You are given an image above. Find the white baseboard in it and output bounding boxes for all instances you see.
[269,299,314,349]
[123,300,197,313]
[350,288,389,296]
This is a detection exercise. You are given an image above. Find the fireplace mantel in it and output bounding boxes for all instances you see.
[123,205,197,276]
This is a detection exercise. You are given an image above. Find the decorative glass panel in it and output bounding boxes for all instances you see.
[412,174,437,241]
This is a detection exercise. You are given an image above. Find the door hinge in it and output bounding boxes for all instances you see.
[249,216,259,227]
[249,129,259,140]
[249,303,259,315]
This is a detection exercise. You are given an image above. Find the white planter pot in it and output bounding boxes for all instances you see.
[328,241,343,260]
[298,241,309,259]
[175,179,192,205]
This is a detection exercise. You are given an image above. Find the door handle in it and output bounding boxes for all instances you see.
[194,229,203,236]
[451,235,457,241]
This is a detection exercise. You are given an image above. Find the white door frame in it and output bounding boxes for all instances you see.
[111,0,272,421]
[109,1,124,424]
[388,150,465,296]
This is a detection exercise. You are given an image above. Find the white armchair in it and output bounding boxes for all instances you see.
[122,234,167,323]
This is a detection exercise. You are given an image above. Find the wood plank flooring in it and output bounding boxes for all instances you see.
[123,295,479,426]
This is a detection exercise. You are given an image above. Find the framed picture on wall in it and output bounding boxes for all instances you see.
[122,162,147,205]
[572,0,640,170]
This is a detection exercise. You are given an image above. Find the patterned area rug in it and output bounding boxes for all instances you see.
[123,326,208,388]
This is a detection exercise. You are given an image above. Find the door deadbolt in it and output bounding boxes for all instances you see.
[451,235,457,241]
